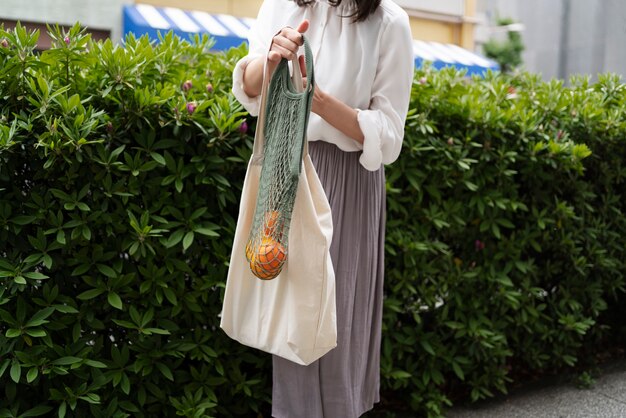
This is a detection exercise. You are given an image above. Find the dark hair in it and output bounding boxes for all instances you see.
[294,0,381,22]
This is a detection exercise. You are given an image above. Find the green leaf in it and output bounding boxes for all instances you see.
[53,304,79,314]
[58,402,67,418]
[26,306,55,327]
[452,361,465,380]
[78,393,101,404]
[189,207,207,220]
[151,152,166,165]
[194,227,219,237]
[97,264,117,278]
[25,328,47,337]
[112,319,136,329]
[120,374,131,395]
[56,230,66,245]
[22,405,53,417]
[5,329,21,338]
[156,362,174,381]
[50,356,82,366]
[0,359,10,378]
[71,263,91,276]
[464,180,479,191]
[10,361,21,383]
[390,370,412,379]
[14,276,27,285]
[182,231,194,250]
[43,255,53,269]
[10,215,37,225]
[26,367,39,383]
[420,339,436,356]
[77,288,105,300]
[108,292,123,310]
[143,327,170,335]
[84,360,107,368]
[165,229,185,248]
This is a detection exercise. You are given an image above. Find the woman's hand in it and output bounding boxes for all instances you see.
[242,20,309,98]
[269,20,309,63]
[298,56,364,144]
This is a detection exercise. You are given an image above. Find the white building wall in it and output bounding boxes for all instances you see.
[1,0,133,43]
[476,0,626,80]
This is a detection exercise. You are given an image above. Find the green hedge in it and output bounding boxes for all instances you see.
[1,24,625,418]
[0,24,263,418]
[382,69,626,415]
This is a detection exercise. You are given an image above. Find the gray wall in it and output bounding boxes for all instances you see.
[477,0,626,80]
[1,0,133,43]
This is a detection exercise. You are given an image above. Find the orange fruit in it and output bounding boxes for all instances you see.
[245,240,254,262]
[249,236,287,280]
[263,210,281,237]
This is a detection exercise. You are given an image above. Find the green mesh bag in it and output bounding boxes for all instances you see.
[245,37,315,280]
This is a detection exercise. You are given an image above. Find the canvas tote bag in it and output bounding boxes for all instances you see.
[220,37,337,366]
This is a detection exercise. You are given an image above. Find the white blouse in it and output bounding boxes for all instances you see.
[232,0,414,171]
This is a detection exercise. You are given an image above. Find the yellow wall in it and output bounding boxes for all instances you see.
[137,0,475,47]
[408,0,475,47]
[460,0,476,49]
[409,17,458,45]
[138,0,262,17]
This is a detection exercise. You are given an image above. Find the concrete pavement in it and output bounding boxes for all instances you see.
[448,360,626,418]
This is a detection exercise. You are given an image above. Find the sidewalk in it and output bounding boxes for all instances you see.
[448,360,626,418]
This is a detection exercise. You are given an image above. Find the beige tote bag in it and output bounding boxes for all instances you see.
[220,50,337,366]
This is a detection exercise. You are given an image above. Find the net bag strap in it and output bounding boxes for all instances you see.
[253,35,314,159]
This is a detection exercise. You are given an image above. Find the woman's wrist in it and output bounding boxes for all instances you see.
[312,90,364,144]
[242,55,281,98]
[311,89,327,117]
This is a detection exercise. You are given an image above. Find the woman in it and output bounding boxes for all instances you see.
[232,0,414,416]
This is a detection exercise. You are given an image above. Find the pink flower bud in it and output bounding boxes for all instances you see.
[64,36,70,45]
[474,239,485,251]
[419,77,427,85]
[238,120,248,134]
[447,138,454,146]
[206,83,214,93]
[186,101,197,114]
[182,80,193,92]
[0,39,8,48]
[106,121,113,134]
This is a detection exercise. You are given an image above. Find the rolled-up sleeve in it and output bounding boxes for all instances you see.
[231,0,276,116]
[357,13,414,171]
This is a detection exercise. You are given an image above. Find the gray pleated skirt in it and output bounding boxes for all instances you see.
[272,140,386,418]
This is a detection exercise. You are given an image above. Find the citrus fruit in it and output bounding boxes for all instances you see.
[249,237,287,280]
[264,210,281,237]
[245,240,254,262]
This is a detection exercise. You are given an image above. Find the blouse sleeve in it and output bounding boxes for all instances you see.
[357,13,414,171]
[231,0,277,116]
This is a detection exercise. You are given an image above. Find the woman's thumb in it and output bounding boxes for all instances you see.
[296,19,309,34]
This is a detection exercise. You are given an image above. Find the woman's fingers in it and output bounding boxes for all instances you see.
[299,55,307,77]
[296,20,309,37]
[271,34,300,60]
[270,21,310,61]
[268,51,282,63]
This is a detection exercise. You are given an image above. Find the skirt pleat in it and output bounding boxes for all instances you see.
[272,140,386,418]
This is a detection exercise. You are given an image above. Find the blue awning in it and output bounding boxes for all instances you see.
[123,4,499,74]
[413,40,499,75]
[123,4,254,50]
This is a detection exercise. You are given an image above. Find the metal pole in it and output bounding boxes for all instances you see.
[558,0,571,80]
[592,0,607,77]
